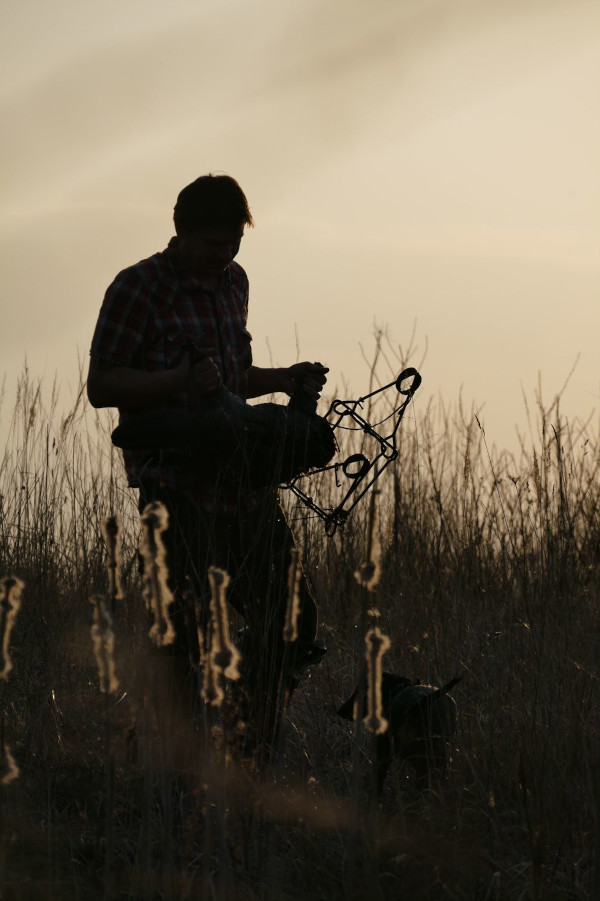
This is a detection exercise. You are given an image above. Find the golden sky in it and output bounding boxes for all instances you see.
[1,0,599,453]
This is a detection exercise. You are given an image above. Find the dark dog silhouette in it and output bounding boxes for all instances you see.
[337,672,461,795]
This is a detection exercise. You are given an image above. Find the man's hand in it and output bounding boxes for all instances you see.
[246,362,329,400]
[284,361,329,402]
[177,351,221,398]
[86,352,221,411]
[191,355,221,395]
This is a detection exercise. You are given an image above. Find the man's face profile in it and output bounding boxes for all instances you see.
[178,225,244,279]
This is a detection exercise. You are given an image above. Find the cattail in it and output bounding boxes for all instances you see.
[139,502,175,647]
[363,626,391,734]
[102,515,123,608]
[283,548,302,643]
[0,577,24,681]
[354,489,381,591]
[90,594,119,694]
[202,567,241,707]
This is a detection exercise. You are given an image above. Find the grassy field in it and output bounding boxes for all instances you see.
[1,356,599,900]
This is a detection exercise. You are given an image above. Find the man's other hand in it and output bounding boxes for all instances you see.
[284,361,329,402]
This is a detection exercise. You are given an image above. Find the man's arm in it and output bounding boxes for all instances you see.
[247,362,328,401]
[87,355,221,410]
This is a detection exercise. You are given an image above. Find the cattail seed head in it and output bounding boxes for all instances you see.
[195,622,206,669]
[0,744,19,786]
[364,625,391,734]
[202,659,224,707]
[283,549,302,643]
[89,594,119,694]
[0,576,24,681]
[354,489,381,591]
[139,502,175,647]
[102,515,123,604]
[202,567,241,706]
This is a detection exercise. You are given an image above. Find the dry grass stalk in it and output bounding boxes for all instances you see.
[363,626,391,735]
[282,548,302,643]
[89,594,119,694]
[139,502,175,647]
[203,566,241,706]
[0,576,24,680]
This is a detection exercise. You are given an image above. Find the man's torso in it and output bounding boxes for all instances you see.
[90,239,255,511]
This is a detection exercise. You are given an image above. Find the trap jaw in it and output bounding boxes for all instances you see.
[283,367,422,536]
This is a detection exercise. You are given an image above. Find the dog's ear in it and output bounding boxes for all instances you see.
[337,687,358,720]
[420,676,462,706]
[380,672,412,707]
[439,676,462,695]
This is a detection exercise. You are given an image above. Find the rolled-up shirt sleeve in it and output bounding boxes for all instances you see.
[90,270,151,367]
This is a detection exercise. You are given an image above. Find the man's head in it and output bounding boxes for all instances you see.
[173,174,253,279]
[174,174,253,234]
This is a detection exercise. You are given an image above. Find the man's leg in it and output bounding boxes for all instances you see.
[137,485,324,755]
[137,482,216,765]
[223,495,324,748]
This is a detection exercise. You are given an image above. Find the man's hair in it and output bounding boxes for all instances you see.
[173,174,253,233]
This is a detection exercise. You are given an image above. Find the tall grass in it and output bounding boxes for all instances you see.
[0,350,599,900]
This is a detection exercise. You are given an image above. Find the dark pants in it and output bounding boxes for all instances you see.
[138,482,318,737]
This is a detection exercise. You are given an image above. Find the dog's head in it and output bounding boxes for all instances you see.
[389,678,460,782]
[338,672,461,787]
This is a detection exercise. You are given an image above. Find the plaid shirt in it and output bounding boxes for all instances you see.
[90,237,256,513]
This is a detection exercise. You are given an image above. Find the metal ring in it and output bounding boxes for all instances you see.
[395,367,422,396]
[342,453,370,480]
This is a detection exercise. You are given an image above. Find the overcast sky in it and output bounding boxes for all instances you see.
[1,0,598,454]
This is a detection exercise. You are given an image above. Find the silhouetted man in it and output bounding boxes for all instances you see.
[87,174,328,751]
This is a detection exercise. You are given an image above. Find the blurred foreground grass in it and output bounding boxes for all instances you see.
[0,351,599,900]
